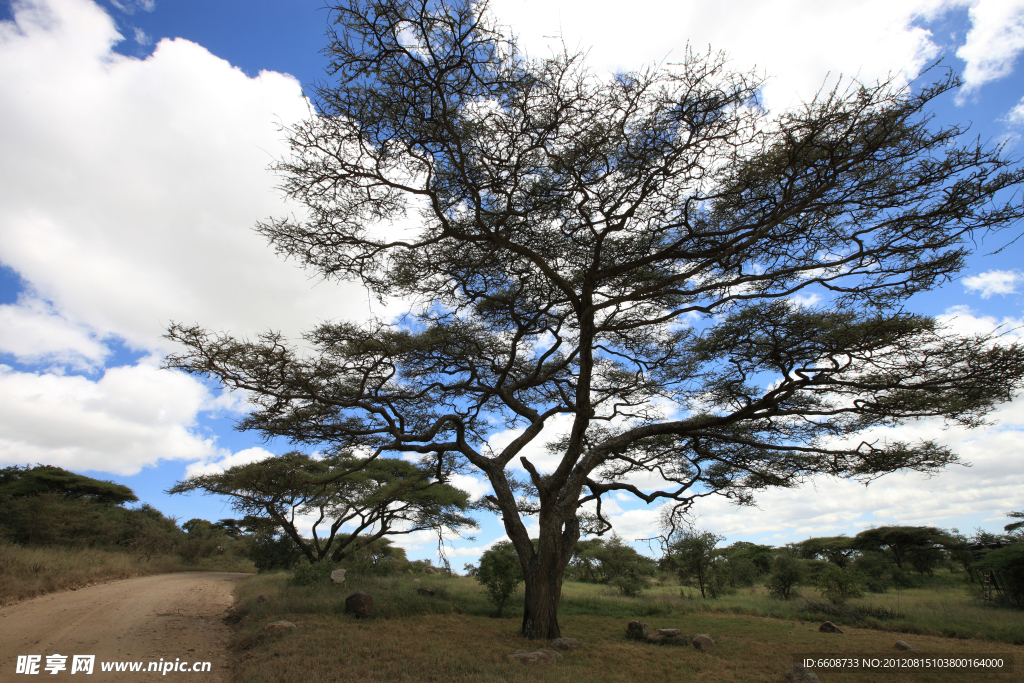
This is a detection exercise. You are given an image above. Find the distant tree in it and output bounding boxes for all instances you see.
[766,550,806,600]
[0,465,137,506]
[164,0,1024,639]
[1004,511,1024,540]
[477,541,525,617]
[722,542,775,578]
[669,530,726,599]
[817,564,865,605]
[168,451,476,564]
[853,526,955,570]
[796,536,858,568]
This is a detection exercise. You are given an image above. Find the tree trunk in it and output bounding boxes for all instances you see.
[519,513,579,640]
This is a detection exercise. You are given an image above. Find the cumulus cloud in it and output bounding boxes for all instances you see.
[183,446,275,478]
[487,0,949,111]
[0,295,110,369]
[0,0,387,361]
[0,361,229,475]
[955,0,1024,98]
[962,270,1023,297]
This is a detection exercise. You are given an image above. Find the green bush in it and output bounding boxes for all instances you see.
[476,541,524,617]
[817,565,864,605]
[976,543,1024,609]
[291,560,340,586]
[249,532,305,572]
[852,551,893,593]
[766,552,805,600]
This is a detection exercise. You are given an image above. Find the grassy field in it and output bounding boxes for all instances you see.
[226,571,1023,683]
[0,541,255,605]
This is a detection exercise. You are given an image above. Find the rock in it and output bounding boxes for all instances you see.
[263,620,296,631]
[646,634,665,644]
[417,587,436,597]
[423,567,436,574]
[344,592,374,619]
[691,634,716,651]
[658,628,681,637]
[508,649,563,664]
[549,638,581,650]
[818,621,843,633]
[626,621,649,640]
[413,579,421,584]
[784,664,821,683]
[330,568,347,584]
[894,640,920,652]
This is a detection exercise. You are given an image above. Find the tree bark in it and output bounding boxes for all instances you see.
[519,513,579,640]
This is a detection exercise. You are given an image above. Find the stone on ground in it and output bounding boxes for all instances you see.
[549,638,581,650]
[263,620,296,631]
[626,620,649,640]
[344,592,374,619]
[691,634,716,651]
[818,621,843,633]
[508,649,563,664]
[895,640,920,652]
[330,569,347,584]
[784,663,821,683]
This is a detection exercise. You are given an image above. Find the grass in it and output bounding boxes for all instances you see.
[0,540,255,605]
[226,571,1024,683]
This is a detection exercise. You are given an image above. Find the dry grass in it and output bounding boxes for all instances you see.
[0,541,254,605]
[227,573,1023,683]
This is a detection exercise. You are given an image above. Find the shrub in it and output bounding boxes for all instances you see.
[476,541,524,617]
[976,543,1024,609]
[817,565,864,605]
[291,560,340,586]
[249,532,304,572]
[852,551,893,593]
[766,551,805,600]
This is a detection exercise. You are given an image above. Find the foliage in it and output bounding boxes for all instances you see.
[796,536,857,568]
[291,560,341,586]
[476,541,524,617]
[852,551,895,593]
[975,543,1024,609]
[168,451,476,565]
[163,0,1024,639]
[853,526,957,570]
[566,535,656,594]
[0,465,138,506]
[335,536,411,576]
[817,564,865,605]
[669,530,727,599]
[766,551,805,600]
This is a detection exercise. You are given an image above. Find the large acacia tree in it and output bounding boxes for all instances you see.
[166,0,1024,639]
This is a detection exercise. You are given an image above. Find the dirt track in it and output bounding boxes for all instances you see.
[0,572,249,682]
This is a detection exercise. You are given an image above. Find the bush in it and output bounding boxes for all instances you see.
[476,541,524,617]
[610,567,649,597]
[249,532,304,572]
[976,543,1024,609]
[766,552,805,600]
[291,560,340,586]
[852,551,893,593]
[817,565,864,605]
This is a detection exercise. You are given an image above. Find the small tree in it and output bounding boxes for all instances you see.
[169,451,476,564]
[766,551,805,600]
[477,541,525,617]
[796,536,858,568]
[670,530,726,599]
[817,565,865,605]
[854,526,956,570]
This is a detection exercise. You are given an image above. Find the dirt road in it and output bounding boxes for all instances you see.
[0,572,249,682]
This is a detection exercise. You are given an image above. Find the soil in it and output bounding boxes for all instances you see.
[0,572,250,682]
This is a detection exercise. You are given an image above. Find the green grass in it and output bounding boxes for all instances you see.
[0,540,255,605]
[226,571,1024,683]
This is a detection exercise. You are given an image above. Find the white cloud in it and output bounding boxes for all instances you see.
[0,295,110,369]
[1007,96,1024,125]
[0,361,230,475]
[183,446,275,478]
[0,0,389,361]
[487,0,949,111]
[962,270,1023,298]
[956,0,1024,98]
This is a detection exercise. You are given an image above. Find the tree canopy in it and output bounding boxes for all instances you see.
[168,451,476,564]
[0,465,138,506]
[165,0,1024,638]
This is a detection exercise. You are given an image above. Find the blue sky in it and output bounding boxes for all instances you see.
[1,0,1023,568]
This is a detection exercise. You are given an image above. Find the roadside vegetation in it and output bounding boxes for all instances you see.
[0,464,254,604]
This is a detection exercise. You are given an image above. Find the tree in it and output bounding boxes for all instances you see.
[766,551,806,600]
[853,526,955,570]
[168,451,476,564]
[796,536,858,568]
[164,0,1024,639]
[668,530,726,598]
[0,465,137,506]
[477,541,525,617]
